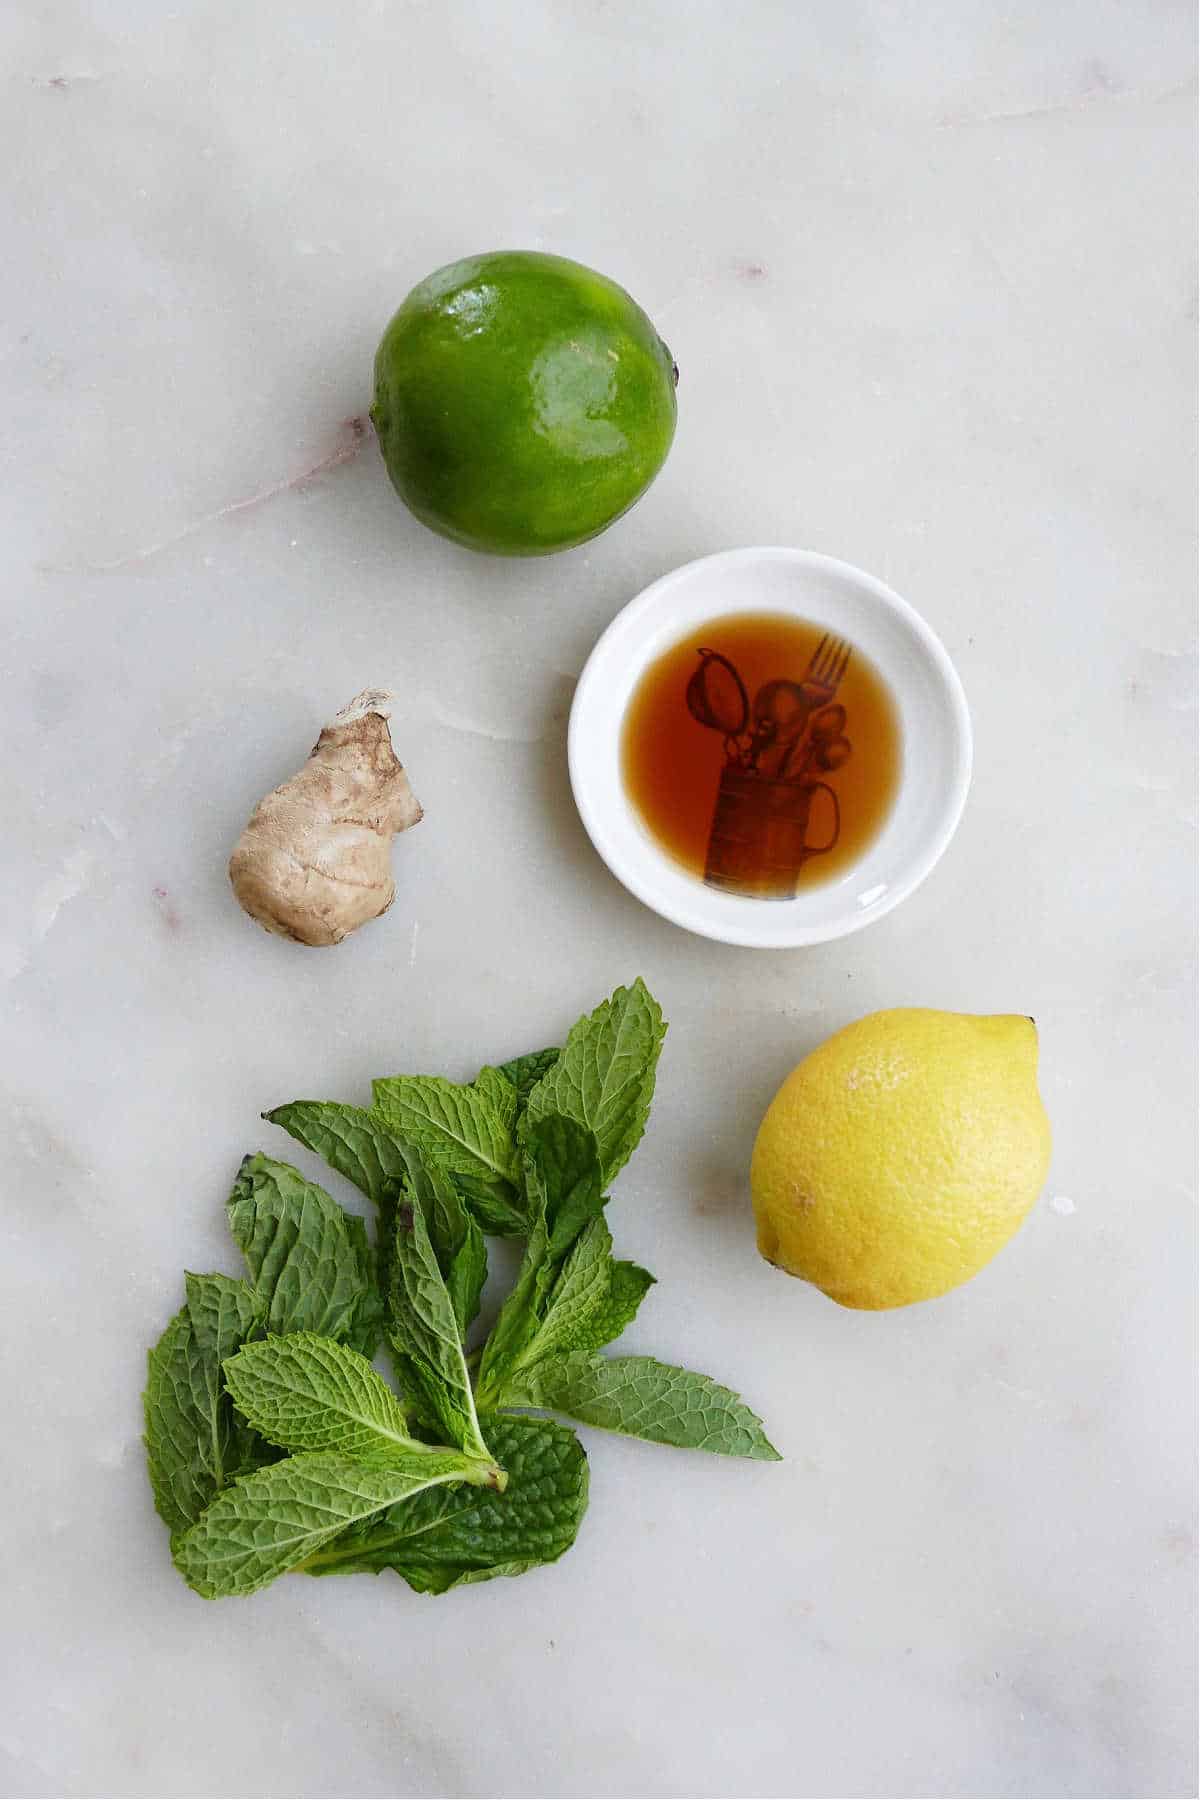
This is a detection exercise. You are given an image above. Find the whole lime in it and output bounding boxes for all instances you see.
[371,251,678,556]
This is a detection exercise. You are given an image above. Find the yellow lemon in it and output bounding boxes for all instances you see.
[751,1009,1052,1309]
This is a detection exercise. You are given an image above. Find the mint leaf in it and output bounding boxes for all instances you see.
[524,979,666,1185]
[340,1213,385,1355]
[401,1154,486,1338]
[520,1216,615,1362]
[184,1272,272,1477]
[472,1066,518,1133]
[388,1197,491,1461]
[446,1174,527,1238]
[263,1102,486,1321]
[226,1154,383,1357]
[144,1274,266,1533]
[145,1311,209,1532]
[595,1260,656,1345]
[476,1117,605,1403]
[526,1114,607,1265]
[185,1272,263,1379]
[264,1099,408,1307]
[495,1047,560,1104]
[370,1075,518,1187]
[483,1221,655,1405]
[527,1234,654,1364]
[303,1413,588,1591]
[507,1354,781,1460]
[263,1100,408,1212]
[370,1076,524,1235]
[173,1448,501,1598]
[223,1333,426,1457]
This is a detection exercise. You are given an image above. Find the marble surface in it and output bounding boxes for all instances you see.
[3,4,1196,1796]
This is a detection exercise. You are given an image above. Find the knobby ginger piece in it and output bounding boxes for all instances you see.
[229,689,422,946]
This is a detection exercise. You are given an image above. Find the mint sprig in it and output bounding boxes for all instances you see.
[144,979,777,1604]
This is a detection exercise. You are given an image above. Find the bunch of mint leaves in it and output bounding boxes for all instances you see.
[145,979,778,1600]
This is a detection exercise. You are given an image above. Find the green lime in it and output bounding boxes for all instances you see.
[371,251,678,556]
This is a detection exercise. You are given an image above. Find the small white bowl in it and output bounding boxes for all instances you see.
[568,546,972,948]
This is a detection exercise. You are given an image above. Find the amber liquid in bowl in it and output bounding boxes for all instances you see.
[620,610,901,900]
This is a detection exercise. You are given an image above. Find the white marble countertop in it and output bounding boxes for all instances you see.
[3,4,1196,1797]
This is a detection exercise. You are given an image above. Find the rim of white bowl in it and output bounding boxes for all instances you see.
[568,546,973,948]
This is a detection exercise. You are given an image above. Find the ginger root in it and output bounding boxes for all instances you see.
[229,689,422,946]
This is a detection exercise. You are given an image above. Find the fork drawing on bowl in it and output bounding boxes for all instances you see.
[753,633,852,777]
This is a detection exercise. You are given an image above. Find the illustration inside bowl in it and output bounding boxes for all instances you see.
[568,548,971,948]
[619,609,902,902]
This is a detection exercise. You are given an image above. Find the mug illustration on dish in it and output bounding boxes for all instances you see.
[685,635,852,899]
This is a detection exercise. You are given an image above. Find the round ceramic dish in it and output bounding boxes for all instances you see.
[568,547,972,948]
